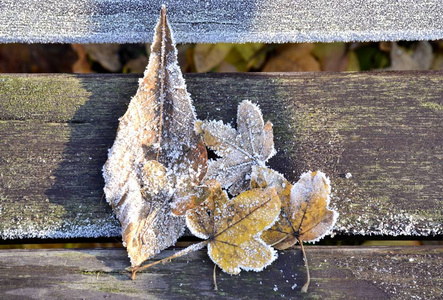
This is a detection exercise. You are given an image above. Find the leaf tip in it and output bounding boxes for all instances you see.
[161,4,166,15]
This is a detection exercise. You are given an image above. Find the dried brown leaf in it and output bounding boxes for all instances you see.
[170,179,221,216]
[186,185,281,275]
[122,55,149,73]
[83,44,121,72]
[196,100,276,195]
[389,41,433,70]
[71,44,93,73]
[312,43,350,72]
[103,6,207,267]
[218,61,238,72]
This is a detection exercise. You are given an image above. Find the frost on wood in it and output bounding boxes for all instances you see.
[2,1,443,43]
[262,171,339,249]
[196,100,276,196]
[186,184,281,275]
[103,6,207,267]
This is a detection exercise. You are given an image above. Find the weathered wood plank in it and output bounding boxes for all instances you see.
[1,1,443,43]
[0,72,442,239]
[0,246,441,299]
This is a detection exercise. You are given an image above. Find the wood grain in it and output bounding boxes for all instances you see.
[0,246,441,299]
[0,72,442,239]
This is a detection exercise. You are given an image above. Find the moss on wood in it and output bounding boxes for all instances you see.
[0,72,442,239]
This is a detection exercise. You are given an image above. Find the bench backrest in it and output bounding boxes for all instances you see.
[1,1,443,43]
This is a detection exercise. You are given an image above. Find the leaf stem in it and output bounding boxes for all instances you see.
[298,238,310,293]
[131,240,209,280]
[213,264,218,291]
[156,4,167,161]
[269,234,290,247]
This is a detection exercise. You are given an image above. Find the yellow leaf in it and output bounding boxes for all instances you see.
[262,44,320,72]
[222,47,247,71]
[186,186,281,275]
[233,43,266,70]
[251,166,295,249]
[262,171,338,250]
[193,43,234,72]
[251,165,292,197]
[347,50,360,71]
[235,43,264,62]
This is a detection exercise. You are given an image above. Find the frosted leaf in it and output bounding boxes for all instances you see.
[196,100,276,195]
[251,165,291,196]
[170,182,213,216]
[290,171,339,242]
[262,171,339,249]
[186,185,281,275]
[256,170,338,292]
[103,6,207,267]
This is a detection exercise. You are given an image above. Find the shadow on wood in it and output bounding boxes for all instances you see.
[0,72,442,239]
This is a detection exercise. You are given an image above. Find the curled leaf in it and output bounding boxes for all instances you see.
[103,6,207,267]
[170,179,221,216]
[196,100,276,195]
[186,185,281,275]
[251,165,292,200]
[262,171,339,249]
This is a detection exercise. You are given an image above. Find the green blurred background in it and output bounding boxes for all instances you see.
[1,41,442,74]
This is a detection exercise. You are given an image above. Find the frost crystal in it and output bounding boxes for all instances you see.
[186,185,281,275]
[197,100,276,195]
[261,170,339,250]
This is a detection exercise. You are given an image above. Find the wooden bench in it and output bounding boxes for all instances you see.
[1,1,442,299]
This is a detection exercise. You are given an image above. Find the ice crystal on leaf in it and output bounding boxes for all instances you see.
[196,100,276,196]
[186,184,281,275]
[102,6,207,267]
[262,171,339,249]
[254,169,338,292]
[251,165,293,205]
[101,7,339,291]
